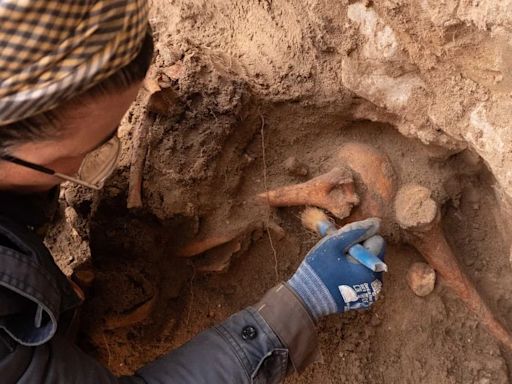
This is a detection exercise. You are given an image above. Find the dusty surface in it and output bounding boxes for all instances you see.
[45,1,512,383]
[395,184,438,230]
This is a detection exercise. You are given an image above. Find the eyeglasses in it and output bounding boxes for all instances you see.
[0,135,121,190]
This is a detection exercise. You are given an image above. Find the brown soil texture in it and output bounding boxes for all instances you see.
[46,1,512,383]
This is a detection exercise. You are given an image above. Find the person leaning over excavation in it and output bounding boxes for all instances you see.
[0,2,386,383]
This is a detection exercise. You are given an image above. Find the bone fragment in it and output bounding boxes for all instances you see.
[395,184,512,351]
[337,142,396,219]
[104,294,157,330]
[127,112,155,209]
[178,220,285,258]
[257,167,359,219]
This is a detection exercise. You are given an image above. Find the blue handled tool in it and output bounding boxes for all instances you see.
[301,207,388,273]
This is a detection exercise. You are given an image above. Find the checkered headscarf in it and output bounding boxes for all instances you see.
[0,0,148,125]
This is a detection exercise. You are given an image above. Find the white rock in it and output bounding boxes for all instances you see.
[407,262,436,297]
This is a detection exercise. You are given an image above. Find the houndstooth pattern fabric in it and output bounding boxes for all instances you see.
[0,0,148,125]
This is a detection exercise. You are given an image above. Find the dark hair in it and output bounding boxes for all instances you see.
[0,30,154,154]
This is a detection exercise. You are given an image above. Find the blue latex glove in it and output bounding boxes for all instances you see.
[288,218,386,320]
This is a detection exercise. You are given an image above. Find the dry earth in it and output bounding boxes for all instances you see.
[45,1,512,383]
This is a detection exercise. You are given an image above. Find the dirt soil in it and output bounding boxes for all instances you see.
[45,1,512,383]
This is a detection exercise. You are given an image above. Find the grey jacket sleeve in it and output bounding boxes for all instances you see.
[136,307,289,383]
[1,284,320,384]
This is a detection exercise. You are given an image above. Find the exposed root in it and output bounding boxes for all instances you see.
[259,112,279,281]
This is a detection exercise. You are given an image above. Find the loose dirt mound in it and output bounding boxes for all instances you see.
[46,1,512,383]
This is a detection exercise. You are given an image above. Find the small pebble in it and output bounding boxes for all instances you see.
[509,244,512,270]
[73,269,95,289]
[283,156,309,177]
[370,316,382,327]
[407,262,436,297]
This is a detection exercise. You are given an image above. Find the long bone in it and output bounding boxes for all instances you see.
[395,184,512,351]
[257,143,396,220]
[179,143,395,261]
[257,167,359,219]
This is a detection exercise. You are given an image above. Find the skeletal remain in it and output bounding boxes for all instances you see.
[395,184,512,351]
[337,142,396,219]
[127,111,155,209]
[195,239,242,273]
[104,294,157,330]
[127,72,183,209]
[257,167,359,219]
[187,144,392,262]
[177,220,285,258]
[283,156,309,177]
[178,221,261,257]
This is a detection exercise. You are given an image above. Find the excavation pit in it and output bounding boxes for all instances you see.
[45,2,512,382]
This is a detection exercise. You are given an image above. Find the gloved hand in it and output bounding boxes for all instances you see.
[288,218,386,320]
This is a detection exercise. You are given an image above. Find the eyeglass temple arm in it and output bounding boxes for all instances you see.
[52,172,102,190]
[1,154,55,175]
[1,155,101,190]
